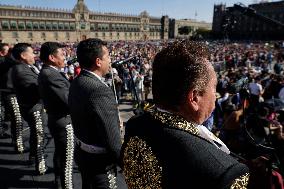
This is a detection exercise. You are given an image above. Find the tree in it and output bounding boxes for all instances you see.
[193,28,212,39]
[178,26,192,35]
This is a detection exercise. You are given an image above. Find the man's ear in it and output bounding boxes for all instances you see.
[20,52,26,61]
[95,57,101,68]
[48,54,55,63]
[187,89,199,111]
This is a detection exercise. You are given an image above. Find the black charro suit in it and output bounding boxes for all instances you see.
[12,62,41,112]
[38,64,71,188]
[0,56,16,92]
[12,62,45,165]
[69,69,127,189]
[0,57,18,138]
[38,65,70,118]
[122,110,250,189]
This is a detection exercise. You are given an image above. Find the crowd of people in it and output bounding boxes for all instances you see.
[0,38,284,188]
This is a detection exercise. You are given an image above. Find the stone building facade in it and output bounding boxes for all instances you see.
[0,0,168,43]
[169,18,212,38]
[212,1,284,40]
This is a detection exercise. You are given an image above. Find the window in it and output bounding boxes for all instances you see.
[26,22,32,29]
[52,22,58,30]
[81,23,86,29]
[70,23,75,30]
[41,32,46,38]
[54,32,58,39]
[18,22,25,30]
[58,23,64,30]
[12,32,18,38]
[90,24,95,30]
[46,22,52,30]
[1,21,9,29]
[28,32,33,38]
[10,21,17,29]
[64,23,70,30]
[33,22,39,30]
[40,22,45,30]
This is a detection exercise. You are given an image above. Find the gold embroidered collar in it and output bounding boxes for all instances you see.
[149,109,200,136]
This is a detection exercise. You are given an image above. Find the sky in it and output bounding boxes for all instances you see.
[0,0,275,23]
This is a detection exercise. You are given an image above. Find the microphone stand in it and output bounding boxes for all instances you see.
[111,59,142,115]
[128,64,140,108]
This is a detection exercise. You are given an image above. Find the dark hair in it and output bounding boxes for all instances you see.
[76,38,107,69]
[11,43,31,60]
[0,43,8,52]
[258,106,269,117]
[40,42,65,63]
[152,40,211,111]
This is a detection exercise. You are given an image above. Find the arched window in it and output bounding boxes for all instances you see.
[81,23,86,29]
[52,22,58,30]
[59,23,64,30]
[40,22,45,30]
[65,23,70,30]
[26,22,32,30]
[18,22,25,30]
[33,22,39,30]
[70,23,75,30]
[46,22,52,30]
[1,20,9,29]
[10,21,17,29]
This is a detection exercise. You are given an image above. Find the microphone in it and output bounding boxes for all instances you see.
[67,57,77,65]
[111,56,135,67]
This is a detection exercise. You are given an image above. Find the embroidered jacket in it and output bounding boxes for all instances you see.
[122,109,249,189]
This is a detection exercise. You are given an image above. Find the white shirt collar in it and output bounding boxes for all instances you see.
[47,65,60,71]
[28,64,40,74]
[156,107,230,154]
[83,69,108,87]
